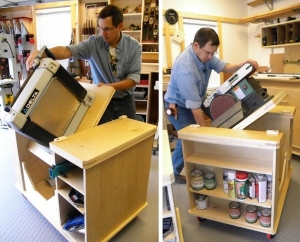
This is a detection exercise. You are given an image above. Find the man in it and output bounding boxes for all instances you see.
[26,4,141,124]
[164,28,258,184]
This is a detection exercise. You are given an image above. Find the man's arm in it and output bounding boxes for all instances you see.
[97,78,136,90]
[191,108,206,126]
[26,46,72,70]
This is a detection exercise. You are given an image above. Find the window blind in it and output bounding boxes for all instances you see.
[36,7,71,69]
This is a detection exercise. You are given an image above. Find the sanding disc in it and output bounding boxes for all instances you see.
[210,95,237,120]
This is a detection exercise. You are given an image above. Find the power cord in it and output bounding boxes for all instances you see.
[1,37,15,58]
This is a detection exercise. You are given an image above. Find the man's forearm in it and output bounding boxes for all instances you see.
[191,108,206,126]
[99,78,136,91]
[47,46,72,60]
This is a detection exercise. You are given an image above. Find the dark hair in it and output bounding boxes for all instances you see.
[98,4,123,27]
[193,28,220,47]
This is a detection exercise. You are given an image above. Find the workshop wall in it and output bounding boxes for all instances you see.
[247,0,300,67]
[162,0,300,73]
[162,0,249,70]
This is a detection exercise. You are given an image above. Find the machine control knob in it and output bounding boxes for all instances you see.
[4,106,10,112]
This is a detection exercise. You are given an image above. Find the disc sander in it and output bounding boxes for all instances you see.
[210,95,237,120]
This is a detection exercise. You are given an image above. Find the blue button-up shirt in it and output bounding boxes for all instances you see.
[67,33,141,98]
[164,45,226,109]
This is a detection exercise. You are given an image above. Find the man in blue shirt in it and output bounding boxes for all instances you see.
[26,4,141,124]
[164,28,258,184]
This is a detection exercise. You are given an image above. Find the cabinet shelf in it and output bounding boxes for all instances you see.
[239,3,300,24]
[124,13,143,17]
[58,168,83,195]
[189,186,272,208]
[186,152,273,175]
[57,184,85,215]
[188,206,273,234]
[247,0,275,8]
[261,19,300,48]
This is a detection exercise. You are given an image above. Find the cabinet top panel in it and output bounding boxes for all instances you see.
[178,125,284,149]
[49,118,157,169]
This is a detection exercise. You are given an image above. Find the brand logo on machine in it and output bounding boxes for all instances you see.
[21,88,39,115]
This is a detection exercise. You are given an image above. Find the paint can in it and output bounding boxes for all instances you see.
[229,201,241,219]
[195,194,208,210]
[260,208,271,227]
[246,205,258,223]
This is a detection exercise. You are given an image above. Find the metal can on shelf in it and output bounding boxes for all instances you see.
[236,171,248,200]
[228,170,236,198]
[266,174,273,200]
[229,201,241,219]
[191,170,204,190]
[260,208,271,227]
[245,205,258,223]
[204,173,216,190]
[248,176,256,199]
[195,194,208,210]
[223,168,229,194]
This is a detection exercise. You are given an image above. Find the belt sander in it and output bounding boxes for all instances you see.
[202,63,273,128]
[2,47,95,147]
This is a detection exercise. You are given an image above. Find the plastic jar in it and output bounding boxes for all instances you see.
[191,170,204,190]
[236,171,248,200]
[260,208,271,227]
[229,201,241,219]
[223,169,229,194]
[195,194,208,209]
[245,205,258,223]
[227,170,236,198]
[204,173,216,190]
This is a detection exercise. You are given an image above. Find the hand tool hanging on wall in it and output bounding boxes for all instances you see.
[68,28,82,78]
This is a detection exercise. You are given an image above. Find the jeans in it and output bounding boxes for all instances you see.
[99,94,136,124]
[164,101,196,176]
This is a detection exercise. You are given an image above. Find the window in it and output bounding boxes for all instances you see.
[35,7,72,69]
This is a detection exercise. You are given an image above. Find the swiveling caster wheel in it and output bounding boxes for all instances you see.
[196,217,206,222]
[267,233,274,239]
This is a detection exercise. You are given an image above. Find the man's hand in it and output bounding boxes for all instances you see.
[169,103,178,120]
[25,50,40,71]
[244,59,259,70]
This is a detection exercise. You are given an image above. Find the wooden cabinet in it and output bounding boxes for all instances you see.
[178,125,293,237]
[51,117,156,241]
[10,84,157,241]
[261,19,300,48]
[253,76,300,155]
